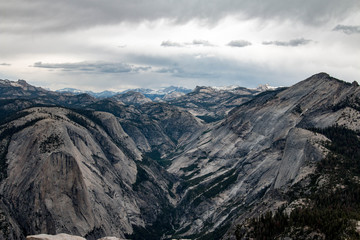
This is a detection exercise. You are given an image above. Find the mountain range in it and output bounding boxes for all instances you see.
[56,86,193,100]
[55,84,274,102]
[1,73,360,240]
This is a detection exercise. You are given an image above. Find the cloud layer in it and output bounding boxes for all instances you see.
[161,40,184,47]
[333,25,360,35]
[161,39,215,47]
[1,1,359,91]
[33,62,151,73]
[262,38,312,47]
[1,0,359,33]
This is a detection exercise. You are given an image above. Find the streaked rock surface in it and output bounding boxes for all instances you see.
[1,73,360,239]
[26,233,86,240]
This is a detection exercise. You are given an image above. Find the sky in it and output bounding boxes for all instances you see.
[0,0,359,91]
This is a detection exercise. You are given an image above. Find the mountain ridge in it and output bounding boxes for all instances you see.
[1,73,360,239]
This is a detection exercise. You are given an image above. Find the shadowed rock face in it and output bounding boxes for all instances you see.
[26,233,125,240]
[87,100,204,157]
[1,73,360,239]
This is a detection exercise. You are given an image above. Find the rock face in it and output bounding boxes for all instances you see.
[0,79,96,115]
[0,79,48,96]
[166,73,360,237]
[110,91,152,106]
[88,100,204,157]
[26,233,86,240]
[168,85,260,122]
[26,233,126,240]
[0,107,176,239]
[1,73,360,239]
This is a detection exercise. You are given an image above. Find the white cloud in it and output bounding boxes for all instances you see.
[1,0,359,33]
[0,1,359,91]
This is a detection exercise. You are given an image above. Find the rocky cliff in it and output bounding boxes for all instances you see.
[0,79,96,113]
[87,100,204,158]
[0,73,359,239]
[110,92,152,106]
[166,73,360,238]
[0,107,177,239]
[168,86,259,122]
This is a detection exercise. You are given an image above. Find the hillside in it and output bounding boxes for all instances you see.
[0,73,360,239]
[0,107,177,239]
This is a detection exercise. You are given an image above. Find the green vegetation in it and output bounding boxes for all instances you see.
[293,104,303,114]
[236,126,360,239]
[186,172,213,186]
[237,87,285,109]
[66,112,90,128]
[132,164,150,191]
[332,96,360,112]
[202,169,237,199]
[0,110,29,126]
[180,163,199,172]
[237,206,358,239]
[0,212,10,239]
[198,223,231,240]
[197,115,223,123]
[0,139,10,182]
[181,169,200,181]
[145,150,172,167]
[181,168,238,208]
[129,156,178,240]
[39,133,64,153]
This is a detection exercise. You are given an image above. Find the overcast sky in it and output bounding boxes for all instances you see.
[0,0,359,91]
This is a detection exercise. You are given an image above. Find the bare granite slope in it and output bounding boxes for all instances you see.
[1,73,360,239]
[0,107,176,239]
[167,73,360,238]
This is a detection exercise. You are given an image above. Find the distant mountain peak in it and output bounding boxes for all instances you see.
[297,72,354,89]
[111,91,152,105]
[0,78,47,92]
[256,83,278,91]
[312,72,330,78]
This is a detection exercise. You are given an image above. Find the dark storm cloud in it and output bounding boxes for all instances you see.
[1,0,359,33]
[0,63,11,66]
[262,38,312,47]
[333,25,360,35]
[227,40,252,47]
[32,62,151,73]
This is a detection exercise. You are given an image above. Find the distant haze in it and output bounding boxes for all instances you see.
[0,0,359,91]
